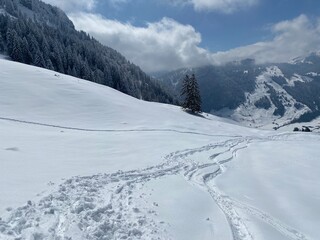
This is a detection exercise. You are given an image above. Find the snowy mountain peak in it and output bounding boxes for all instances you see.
[288,51,320,65]
[265,66,284,77]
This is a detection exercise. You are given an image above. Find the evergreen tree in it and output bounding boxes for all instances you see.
[46,58,54,70]
[181,74,202,113]
[21,37,32,63]
[0,34,4,52]
[34,49,45,67]
[11,34,23,61]
[6,28,14,55]
[181,74,191,108]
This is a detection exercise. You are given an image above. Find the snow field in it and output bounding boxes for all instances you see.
[1,59,320,240]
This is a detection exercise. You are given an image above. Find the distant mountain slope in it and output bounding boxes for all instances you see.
[0,0,174,103]
[158,55,320,129]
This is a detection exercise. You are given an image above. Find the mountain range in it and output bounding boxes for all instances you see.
[157,53,320,129]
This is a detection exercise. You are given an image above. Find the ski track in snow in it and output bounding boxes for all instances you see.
[0,119,312,240]
[181,137,311,240]
[0,116,241,138]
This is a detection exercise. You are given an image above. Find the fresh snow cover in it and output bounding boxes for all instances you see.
[0,54,9,60]
[286,74,312,87]
[265,66,284,77]
[215,137,320,240]
[289,56,314,65]
[0,8,16,19]
[306,72,320,77]
[0,59,320,240]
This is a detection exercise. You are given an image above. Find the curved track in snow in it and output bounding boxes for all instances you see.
[181,137,311,240]
[0,119,313,240]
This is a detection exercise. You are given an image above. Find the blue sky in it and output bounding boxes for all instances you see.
[95,0,320,51]
[43,0,320,72]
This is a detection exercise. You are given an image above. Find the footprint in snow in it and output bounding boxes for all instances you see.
[5,147,19,152]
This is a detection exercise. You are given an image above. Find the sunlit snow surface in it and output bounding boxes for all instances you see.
[0,59,319,240]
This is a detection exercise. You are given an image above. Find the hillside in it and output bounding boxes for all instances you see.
[158,54,320,129]
[0,59,320,240]
[0,0,174,103]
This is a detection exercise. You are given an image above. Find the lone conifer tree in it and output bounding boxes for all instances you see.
[181,74,202,113]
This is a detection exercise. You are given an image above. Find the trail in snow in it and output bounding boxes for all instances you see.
[181,137,312,240]
[231,200,310,240]
[0,162,182,239]
[0,116,241,138]
[176,138,253,240]
[0,130,312,240]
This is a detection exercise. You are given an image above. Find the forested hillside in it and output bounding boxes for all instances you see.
[0,0,174,103]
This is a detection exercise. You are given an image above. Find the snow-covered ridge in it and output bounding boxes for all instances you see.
[307,72,320,77]
[0,59,242,133]
[287,74,312,87]
[215,66,311,129]
[289,56,313,65]
[288,51,320,65]
[0,8,16,19]
[265,66,284,77]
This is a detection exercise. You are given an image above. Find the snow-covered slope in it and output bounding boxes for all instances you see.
[223,66,311,129]
[0,59,319,240]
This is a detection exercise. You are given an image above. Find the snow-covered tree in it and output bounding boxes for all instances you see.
[181,74,202,113]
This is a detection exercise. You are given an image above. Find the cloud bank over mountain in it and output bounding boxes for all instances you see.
[69,14,211,72]
[43,0,320,72]
[70,13,320,72]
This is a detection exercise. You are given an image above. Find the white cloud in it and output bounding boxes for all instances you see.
[109,0,129,5]
[170,0,259,13]
[69,13,212,72]
[42,0,96,12]
[69,12,320,72]
[212,15,320,64]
